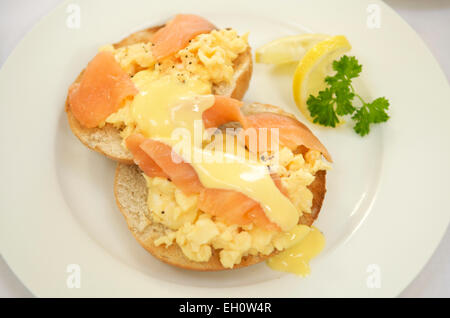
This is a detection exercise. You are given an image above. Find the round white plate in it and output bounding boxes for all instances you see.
[1,0,449,297]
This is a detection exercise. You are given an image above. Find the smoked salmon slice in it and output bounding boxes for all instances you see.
[152,14,215,61]
[69,51,138,128]
[139,138,204,195]
[203,97,331,162]
[198,189,281,232]
[203,96,247,129]
[126,134,281,231]
[244,112,333,162]
[126,134,168,178]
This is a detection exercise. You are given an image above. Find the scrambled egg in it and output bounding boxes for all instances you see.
[101,29,248,139]
[100,42,155,75]
[101,29,248,88]
[147,147,330,268]
[99,28,330,268]
[178,29,249,84]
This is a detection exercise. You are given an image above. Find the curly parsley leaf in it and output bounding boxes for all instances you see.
[307,88,340,127]
[352,105,370,136]
[367,97,390,124]
[306,55,389,136]
[352,97,390,136]
[332,55,362,79]
[334,80,355,116]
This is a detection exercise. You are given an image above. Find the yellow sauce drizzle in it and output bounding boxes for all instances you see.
[129,70,300,231]
[267,226,325,276]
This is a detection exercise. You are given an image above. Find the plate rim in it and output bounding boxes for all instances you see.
[1,0,449,297]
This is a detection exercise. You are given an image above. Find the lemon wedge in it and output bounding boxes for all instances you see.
[255,34,330,65]
[292,35,351,122]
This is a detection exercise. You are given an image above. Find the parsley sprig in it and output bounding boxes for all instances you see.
[306,55,390,136]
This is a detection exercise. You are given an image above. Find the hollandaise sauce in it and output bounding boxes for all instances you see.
[193,147,298,231]
[128,69,300,232]
[267,226,325,276]
[130,70,211,138]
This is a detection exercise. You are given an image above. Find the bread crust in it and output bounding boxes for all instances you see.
[114,164,326,271]
[113,103,327,271]
[66,24,253,164]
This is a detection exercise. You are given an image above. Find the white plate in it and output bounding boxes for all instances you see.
[1,0,449,297]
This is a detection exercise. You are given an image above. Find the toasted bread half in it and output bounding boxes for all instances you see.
[113,103,327,271]
[66,24,253,164]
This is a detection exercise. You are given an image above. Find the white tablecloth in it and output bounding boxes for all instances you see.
[0,0,449,298]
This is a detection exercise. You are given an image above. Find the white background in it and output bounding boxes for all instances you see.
[0,0,448,297]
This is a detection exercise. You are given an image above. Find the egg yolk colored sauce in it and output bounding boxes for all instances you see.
[127,69,326,276]
[129,69,299,232]
[267,226,325,276]
[103,29,327,274]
